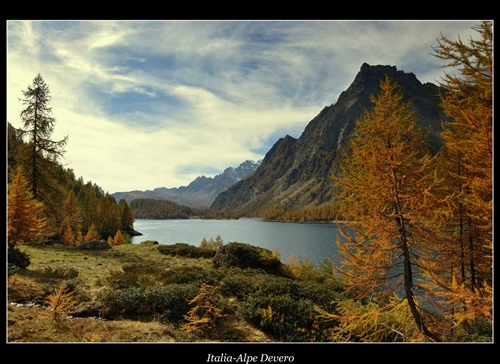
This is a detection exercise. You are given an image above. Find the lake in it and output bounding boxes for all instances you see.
[131,218,345,267]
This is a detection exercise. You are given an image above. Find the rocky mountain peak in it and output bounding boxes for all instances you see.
[112,160,261,209]
[211,63,448,215]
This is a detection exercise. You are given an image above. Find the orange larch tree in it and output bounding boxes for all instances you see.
[60,189,83,246]
[8,167,46,249]
[423,21,492,336]
[331,75,441,342]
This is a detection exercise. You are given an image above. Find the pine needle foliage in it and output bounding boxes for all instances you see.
[331,75,441,341]
[8,167,46,248]
[45,280,77,322]
[182,283,226,336]
[424,21,493,333]
[315,295,420,342]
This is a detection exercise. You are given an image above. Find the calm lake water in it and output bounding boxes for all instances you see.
[131,218,345,267]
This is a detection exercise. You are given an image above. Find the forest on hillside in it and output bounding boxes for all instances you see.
[130,198,238,219]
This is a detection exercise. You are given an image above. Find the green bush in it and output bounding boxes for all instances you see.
[252,276,299,296]
[157,243,216,258]
[212,242,282,274]
[101,283,199,323]
[162,266,223,285]
[239,292,324,342]
[295,281,340,312]
[218,268,262,299]
[235,275,339,341]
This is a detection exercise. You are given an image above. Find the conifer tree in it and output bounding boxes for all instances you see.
[425,21,492,330]
[331,75,441,341]
[17,74,68,199]
[8,167,46,248]
[77,185,98,235]
[112,229,127,246]
[60,190,83,246]
[97,193,120,239]
[118,198,134,233]
[84,223,100,242]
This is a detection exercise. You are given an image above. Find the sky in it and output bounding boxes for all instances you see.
[6,20,481,194]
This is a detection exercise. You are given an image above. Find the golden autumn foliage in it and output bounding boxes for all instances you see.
[315,295,422,342]
[60,190,83,246]
[182,283,226,335]
[44,280,77,322]
[326,22,492,342]
[112,229,126,246]
[8,167,46,247]
[331,75,442,341]
[420,20,493,332]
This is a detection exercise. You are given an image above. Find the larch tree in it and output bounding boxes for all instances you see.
[77,185,99,236]
[331,75,441,342]
[118,198,134,233]
[112,229,126,246]
[17,74,68,222]
[8,167,46,249]
[60,190,83,246]
[424,21,492,332]
[97,193,120,239]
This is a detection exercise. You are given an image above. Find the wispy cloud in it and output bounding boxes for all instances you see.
[7,20,479,193]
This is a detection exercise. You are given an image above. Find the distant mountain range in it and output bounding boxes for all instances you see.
[210,63,449,216]
[112,160,261,209]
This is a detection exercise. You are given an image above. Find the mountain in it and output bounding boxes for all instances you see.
[112,160,261,209]
[210,63,448,216]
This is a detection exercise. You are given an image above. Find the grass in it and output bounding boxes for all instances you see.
[7,242,275,343]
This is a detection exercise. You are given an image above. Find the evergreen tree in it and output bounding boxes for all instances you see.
[17,74,68,199]
[331,76,441,341]
[16,74,68,230]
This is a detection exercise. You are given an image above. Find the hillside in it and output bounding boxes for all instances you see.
[7,241,341,343]
[210,63,448,216]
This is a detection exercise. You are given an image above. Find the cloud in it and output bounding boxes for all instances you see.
[7,20,480,193]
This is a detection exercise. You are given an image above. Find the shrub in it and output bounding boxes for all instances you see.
[101,283,199,323]
[162,266,223,285]
[8,246,30,269]
[157,243,216,258]
[219,271,258,299]
[295,281,340,312]
[252,276,299,297]
[235,275,339,341]
[239,292,322,342]
[212,242,282,274]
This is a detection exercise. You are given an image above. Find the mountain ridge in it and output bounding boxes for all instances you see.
[210,63,448,215]
[112,159,261,209]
